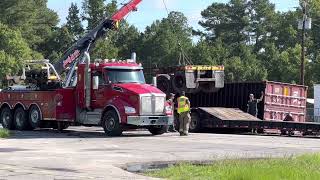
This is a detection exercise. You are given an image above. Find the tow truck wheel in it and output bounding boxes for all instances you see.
[189,112,201,133]
[148,126,167,135]
[28,105,41,129]
[14,107,29,131]
[1,107,14,130]
[102,110,122,136]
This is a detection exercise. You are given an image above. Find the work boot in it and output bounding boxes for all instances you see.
[179,132,183,136]
[183,132,188,136]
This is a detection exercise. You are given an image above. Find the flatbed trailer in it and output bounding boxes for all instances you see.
[191,107,320,135]
[163,81,320,136]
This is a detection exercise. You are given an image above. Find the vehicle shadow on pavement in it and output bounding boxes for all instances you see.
[7,128,157,139]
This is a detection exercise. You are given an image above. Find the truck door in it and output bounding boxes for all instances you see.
[92,71,107,108]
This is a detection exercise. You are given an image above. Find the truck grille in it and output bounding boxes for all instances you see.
[140,94,165,115]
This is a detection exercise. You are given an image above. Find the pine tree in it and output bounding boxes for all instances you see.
[82,0,106,30]
[66,3,84,40]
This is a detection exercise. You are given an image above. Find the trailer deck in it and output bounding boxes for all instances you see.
[196,107,320,134]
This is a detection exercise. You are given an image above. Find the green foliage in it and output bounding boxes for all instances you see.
[82,0,106,30]
[0,23,33,82]
[147,154,320,180]
[0,0,59,54]
[44,26,74,64]
[0,128,10,138]
[66,3,84,40]
[92,37,119,60]
[138,11,193,67]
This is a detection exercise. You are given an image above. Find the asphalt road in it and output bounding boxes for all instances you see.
[1,126,320,180]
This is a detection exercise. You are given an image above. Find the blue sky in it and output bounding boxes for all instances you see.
[48,0,299,32]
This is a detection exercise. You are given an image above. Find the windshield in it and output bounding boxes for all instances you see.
[107,69,146,84]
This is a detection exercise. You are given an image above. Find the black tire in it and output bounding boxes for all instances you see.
[157,75,171,95]
[172,71,186,94]
[148,126,167,135]
[257,129,264,134]
[189,112,201,133]
[28,105,41,129]
[102,110,122,136]
[14,107,29,131]
[1,107,14,130]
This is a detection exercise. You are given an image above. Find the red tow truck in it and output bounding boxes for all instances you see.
[0,0,173,136]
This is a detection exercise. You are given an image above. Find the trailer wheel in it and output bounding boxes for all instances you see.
[102,110,122,136]
[172,71,186,94]
[14,107,29,131]
[157,75,171,95]
[148,126,167,135]
[189,112,201,133]
[28,105,41,129]
[1,107,14,130]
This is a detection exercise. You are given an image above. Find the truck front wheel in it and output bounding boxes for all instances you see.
[148,126,167,135]
[102,110,122,136]
[14,107,29,131]
[1,107,14,130]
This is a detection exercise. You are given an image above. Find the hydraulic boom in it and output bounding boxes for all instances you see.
[54,0,142,87]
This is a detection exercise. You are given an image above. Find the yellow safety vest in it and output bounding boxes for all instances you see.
[177,96,190,114]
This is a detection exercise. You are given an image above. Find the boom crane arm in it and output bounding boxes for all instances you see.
[53,0,142,87]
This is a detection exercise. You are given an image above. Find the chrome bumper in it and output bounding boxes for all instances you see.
[127,116,173,126]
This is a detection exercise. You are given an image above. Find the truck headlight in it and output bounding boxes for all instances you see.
[125,106,136,114]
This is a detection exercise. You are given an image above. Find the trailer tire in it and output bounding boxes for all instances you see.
[148,126,167,135]
[1,107,14,130]
[157,75,171,95]
[189,112,201,133]
[14,107,29,131]
[102,110,122,136]
[172,71,186,94]
[28,105,41,129]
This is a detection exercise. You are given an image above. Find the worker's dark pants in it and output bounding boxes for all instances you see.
[179,111,191,134]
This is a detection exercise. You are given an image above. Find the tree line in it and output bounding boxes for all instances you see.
[0,0,319,96]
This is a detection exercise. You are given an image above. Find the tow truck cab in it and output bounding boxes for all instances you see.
[75,60,173,135]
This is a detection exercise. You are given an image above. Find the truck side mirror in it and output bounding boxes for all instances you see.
[93,76,99,90]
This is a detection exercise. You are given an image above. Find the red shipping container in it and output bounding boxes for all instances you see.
[264,82,307,122]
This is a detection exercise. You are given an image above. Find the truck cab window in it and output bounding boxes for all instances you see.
[106,69,146,84]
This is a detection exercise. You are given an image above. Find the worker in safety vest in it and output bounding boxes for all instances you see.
[177,91,191,136]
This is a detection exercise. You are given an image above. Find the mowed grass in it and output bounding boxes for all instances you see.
[0,128,10,138]
[146,154,320,180]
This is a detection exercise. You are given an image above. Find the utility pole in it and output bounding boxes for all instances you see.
[300,0,307,85]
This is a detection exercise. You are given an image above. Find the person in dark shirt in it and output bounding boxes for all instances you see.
[247,92,264,117]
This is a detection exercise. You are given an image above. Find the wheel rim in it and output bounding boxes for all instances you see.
[190,114,198,130]
[16,111,23,127]
[105,117,116,131]
[190,118,197,130]
[31,110,39,123]
[2,111,10,127]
